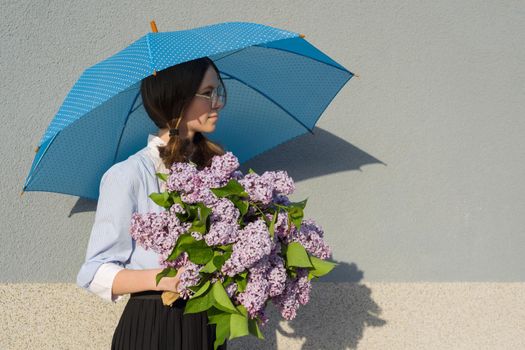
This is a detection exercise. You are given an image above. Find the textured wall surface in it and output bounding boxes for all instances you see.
[1,0,524,348]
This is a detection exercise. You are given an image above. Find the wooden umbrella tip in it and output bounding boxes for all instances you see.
[299,34,305,38]
[150,20,158,33]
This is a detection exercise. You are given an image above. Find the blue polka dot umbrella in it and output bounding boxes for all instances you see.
[22,21,356,200]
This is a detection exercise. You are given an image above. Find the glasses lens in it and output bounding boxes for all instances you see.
[212,85,225,107]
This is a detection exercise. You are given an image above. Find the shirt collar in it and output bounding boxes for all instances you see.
[147,134,168,174]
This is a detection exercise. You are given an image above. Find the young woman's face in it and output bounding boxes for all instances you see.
[181,65,224,136]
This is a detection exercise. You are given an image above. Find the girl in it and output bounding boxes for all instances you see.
[77,56,228,349]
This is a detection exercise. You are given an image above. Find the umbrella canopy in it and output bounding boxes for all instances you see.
[22,21,355,200]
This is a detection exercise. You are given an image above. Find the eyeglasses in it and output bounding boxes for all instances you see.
[194,84,226,109]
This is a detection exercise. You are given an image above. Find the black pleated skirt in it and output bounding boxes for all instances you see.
[111,291,227,350]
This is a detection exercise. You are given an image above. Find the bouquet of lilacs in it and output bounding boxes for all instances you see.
[129,151,337,349]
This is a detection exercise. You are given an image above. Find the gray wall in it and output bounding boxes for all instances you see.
[2,0,524,349]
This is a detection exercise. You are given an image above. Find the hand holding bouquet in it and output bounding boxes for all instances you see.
[129,152,337,349]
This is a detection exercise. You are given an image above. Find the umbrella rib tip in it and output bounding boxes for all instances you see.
[150,20,158,33]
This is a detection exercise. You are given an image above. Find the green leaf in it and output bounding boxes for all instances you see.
[247,168,257,175]
[248,318,265,339]
[229,313,249,339]
[286,242,314,268]
[212,282,238,314]
[170,192,184,207]
[223,276,234,288]
[230,195,249,215]
[200,256,218,274]
[210,179,245,198]
[192,279,211,298]
[212,255,226,269]
[288,207,303,232]
[188,216,207,234]
[187,202,212,234]
[286,198,308,231]
[155,267,177,286]
[268,210,278,239]
[186,242,214,265]
[155,172,168,182]
[217,244,233,252]
[186,204,200,221]
[236,304,248,317]
[167,233,194,261]
[308,255,338,277]
[235,276,248,293]
[184,288,214,314]
[207,306,226,323]
[307,270,316,280]
[213,313,231,350]
[223,251,232,261]
[290,198,308,210]
[148,192,170,208]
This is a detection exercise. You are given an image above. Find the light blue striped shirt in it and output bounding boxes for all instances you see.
[76,134,169,300]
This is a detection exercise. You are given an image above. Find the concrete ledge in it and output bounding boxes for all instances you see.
[1,282,524,349]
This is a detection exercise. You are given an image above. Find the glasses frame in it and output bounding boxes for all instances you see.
[194,85,226,109]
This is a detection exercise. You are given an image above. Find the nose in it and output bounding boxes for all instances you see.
[213,100,225,110]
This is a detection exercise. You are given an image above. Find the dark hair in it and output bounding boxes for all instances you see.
[140,57,227,170]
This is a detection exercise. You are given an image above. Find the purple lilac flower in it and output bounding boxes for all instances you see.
[295,269,311,305]
[133,150,324,319]
[272,268,311,320]
[267,253,287,297]
[130,211,176,255]
[261,170,295,196]
[273,193,292,206]
[177,261,203,299]
[209,198,240,225]
[270,211,292,239]
[210,151,240,181]
[225,282,238,298]
[221,219,273,277]
[166,162,198,193]
[285,219,332,259]
[204,221,239,246]
[231,170,244,180]
[254,308,269,327]
[210,272,225,284]
[236,256,271,318]
[238,173,274,205]
[158,250,188,269]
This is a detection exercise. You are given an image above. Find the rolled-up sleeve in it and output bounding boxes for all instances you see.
[76,164,137,301]
[88,262,125,302]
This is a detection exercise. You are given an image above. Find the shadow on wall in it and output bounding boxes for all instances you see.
[229,262,387,350]
[66,127,386,348]
[68,127,385,216]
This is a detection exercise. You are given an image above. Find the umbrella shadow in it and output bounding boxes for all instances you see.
[69,127,384,216]
[228,261,387,350]
[237,126,386,181]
